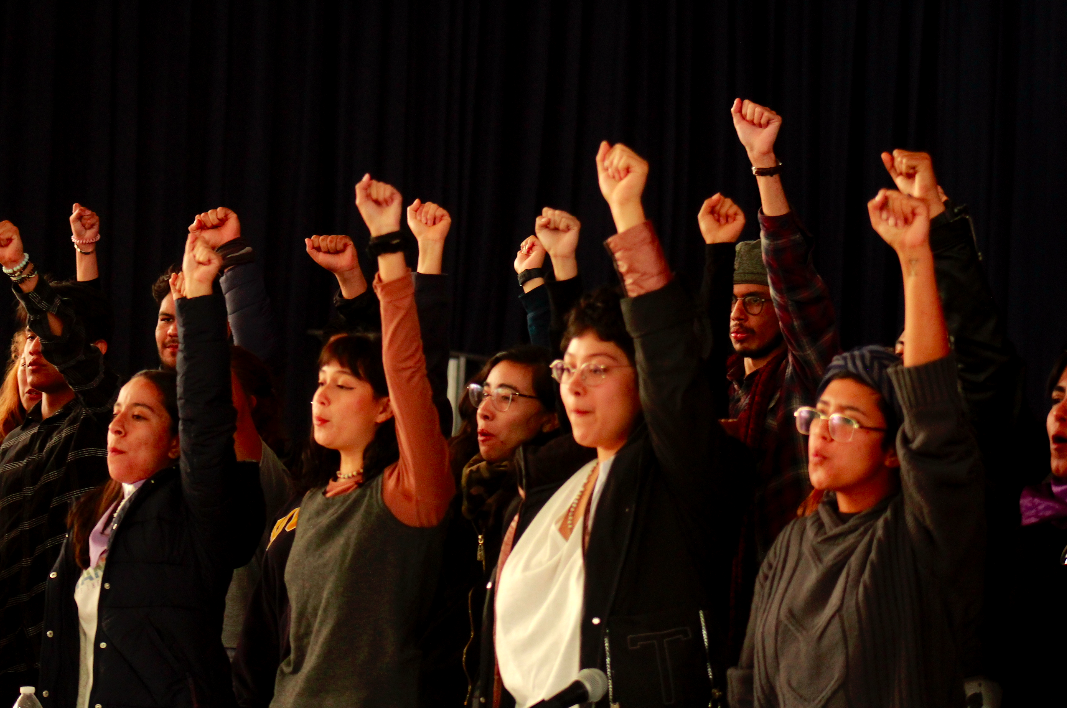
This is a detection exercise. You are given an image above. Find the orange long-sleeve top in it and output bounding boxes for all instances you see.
[325,270,454,527]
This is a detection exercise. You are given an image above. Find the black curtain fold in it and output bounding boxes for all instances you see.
[1,0,1063,438]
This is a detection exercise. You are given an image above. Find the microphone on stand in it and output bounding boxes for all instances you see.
[530,668,608,708]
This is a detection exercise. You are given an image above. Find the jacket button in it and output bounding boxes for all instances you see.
[103,583,110,590]
[591,617,601,625]
[112,524,117,530]
[96,704,102,708]
[49,572,57,579]
[486,581,493,590]
[41,692,48,698]
[99,642,106,649]
[46,630,53,638]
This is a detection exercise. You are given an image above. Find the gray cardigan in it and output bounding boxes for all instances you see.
[728,355,984,708]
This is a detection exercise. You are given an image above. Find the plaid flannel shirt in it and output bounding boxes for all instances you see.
[728,210,839,557]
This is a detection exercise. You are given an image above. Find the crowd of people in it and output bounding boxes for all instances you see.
[0,98,1058,708]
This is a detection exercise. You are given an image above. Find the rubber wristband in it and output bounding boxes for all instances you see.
[517,268,543,287]
[366,231,407,258]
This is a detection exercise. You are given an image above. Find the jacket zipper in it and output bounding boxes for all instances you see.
[603,629,615,706]
[477,533,486,568]
[463,587,477,705]
[698,609,722,707]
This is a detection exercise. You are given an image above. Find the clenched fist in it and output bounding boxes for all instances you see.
[697,194,746,244]
[534,208,580,260]
[189,207,241,249]
[182,232,224,298]
[355,174,402,237]
[880,150,945,219]
[731,99,781,168]
[305,234,358,275]
[0,221,24,270]
[407,199,451,245]
[514,235,547,275]
[70,203,100,249]
[867,189,930,256]
[595,142,648,233]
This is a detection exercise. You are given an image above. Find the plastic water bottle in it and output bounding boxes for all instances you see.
[13,687,42,708]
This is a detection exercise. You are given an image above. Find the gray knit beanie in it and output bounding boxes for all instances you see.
[733,240,768,286]
[816,345,903,429]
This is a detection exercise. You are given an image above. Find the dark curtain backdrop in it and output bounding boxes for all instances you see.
[1,1,1064,439]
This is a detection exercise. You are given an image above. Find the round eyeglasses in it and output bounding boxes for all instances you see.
[731,294,771,316]
[467,382,540,412]
[794,406,887,443]
[549,359,632,387]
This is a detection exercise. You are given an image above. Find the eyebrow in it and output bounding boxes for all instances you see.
[486,382,521,393]
[816,400,872,420]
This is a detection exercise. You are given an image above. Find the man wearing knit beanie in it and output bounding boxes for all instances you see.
[698,99,841,561]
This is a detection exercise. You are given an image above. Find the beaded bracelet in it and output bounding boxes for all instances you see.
[71,232,101,246]
[2,252,29,276]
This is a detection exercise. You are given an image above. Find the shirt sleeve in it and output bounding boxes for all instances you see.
[221,261,281,370]
[375,271,454,527]
[759,210,840,395]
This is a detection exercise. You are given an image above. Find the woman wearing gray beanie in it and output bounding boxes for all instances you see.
[728,189,984,708]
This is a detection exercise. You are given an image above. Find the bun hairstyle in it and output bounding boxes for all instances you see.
[67,369,178,569]
[289,333,398,496]
[560,285,635,365]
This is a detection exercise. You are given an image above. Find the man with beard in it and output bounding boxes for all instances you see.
[701,99,840,561]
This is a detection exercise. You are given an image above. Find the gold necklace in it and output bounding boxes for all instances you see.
[565,461,600,531]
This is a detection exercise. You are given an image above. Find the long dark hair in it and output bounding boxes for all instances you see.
[449,344,559,480]
[289,333,398,497]
[67,369,178,570]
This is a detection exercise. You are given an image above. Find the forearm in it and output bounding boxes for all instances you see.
[221,262,281,366]
[900,248,949,367]
[75,250,99,282]
[519,284,552,350]
[375,273,453,527]
[415,273,454,437]
[416,241,445,275]
[548,254,577,281]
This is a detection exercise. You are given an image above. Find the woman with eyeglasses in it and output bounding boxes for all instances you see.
[728,190,984,708]
[473,142,752,708]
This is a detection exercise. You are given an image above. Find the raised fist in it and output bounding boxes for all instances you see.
[880,150,944,218]
[354,173,402,237]
[0,221,25,270]
[70,203,100,248]
[595,141,649,210]
[731,99,782,167]
[189,207,241,250]
[305,234,358,275]
[534,207,580,260]
[182,232,224,298]
[867,189,930,254]
[514,235,547,274]
[406,199,451,245]
[697,194,746,244]
[168,271,186,301]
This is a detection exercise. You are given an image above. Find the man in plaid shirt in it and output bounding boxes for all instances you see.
[702,100,840,560]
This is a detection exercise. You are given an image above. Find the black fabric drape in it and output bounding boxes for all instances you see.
[1,1,1064,439]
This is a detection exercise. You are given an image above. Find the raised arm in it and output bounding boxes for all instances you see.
[70,203,100,283]
[177,231,264,568]
[358,176,453,527]
[514,235,552,348]
[597,142,733,514]
[698,194,746,419]
[0,220,119,411]
[732,99,840,391]
[869,190,982,569]
[191,207,281,368]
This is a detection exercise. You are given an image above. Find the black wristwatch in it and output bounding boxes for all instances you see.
[751,161,783,177]
[366,231,407,258]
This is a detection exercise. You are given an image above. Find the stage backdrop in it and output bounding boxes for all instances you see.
[1,1,1064,440]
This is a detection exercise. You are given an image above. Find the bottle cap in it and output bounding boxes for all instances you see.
[18,687,34,694]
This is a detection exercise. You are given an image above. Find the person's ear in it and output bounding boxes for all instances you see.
[541,412,560,433]
[92,339,109,356]
[168,434,181,460]
[375,397,394,424]
[883,442,900,469]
